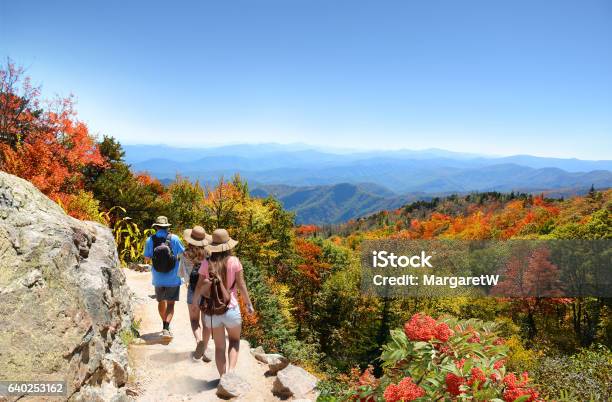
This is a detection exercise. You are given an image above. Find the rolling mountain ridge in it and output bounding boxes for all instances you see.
[252,183,423,224]
[125,144,612,224]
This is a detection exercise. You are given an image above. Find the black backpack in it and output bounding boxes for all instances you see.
[151,234,176,273]
[188,262,201,292]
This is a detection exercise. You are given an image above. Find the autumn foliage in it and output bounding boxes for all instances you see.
[296,224,319,237]
[295,238,331,284]
[0,61,105,219]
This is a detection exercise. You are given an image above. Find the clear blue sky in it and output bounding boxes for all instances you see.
[1,0,611,159]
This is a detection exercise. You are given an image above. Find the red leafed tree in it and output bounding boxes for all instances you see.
[494,246,564,297]
[493,245,568,339]
[524,247,564,297]
[292,238,331,334]
[0,61,41,145]
[0,61,106,201]
[295,238,331,285]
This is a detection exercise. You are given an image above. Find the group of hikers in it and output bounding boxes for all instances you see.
[143,215,254,376]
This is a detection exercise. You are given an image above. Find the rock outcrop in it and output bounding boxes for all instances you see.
[0,172,132,401]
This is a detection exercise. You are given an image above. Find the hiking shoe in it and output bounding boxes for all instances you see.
[193,341,205,359]
[201,348,212,363]
[161,329,173,341]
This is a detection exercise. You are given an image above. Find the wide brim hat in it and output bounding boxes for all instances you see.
[206,228,238,253]
[152,215,171,228]
[183,226,212,247]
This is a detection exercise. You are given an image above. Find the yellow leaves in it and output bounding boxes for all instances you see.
[504,335,541,372]
[198,177,295,268]
[258,239,280,259]
[268,279,296,329]
[111,212,154,266]
[55,190,105,223]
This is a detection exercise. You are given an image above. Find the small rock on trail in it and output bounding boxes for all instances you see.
[216,373,252,399]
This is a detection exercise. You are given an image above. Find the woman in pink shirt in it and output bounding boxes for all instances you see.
[192,228,254,376]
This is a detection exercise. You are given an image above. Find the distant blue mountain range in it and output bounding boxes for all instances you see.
[124,143,612,223]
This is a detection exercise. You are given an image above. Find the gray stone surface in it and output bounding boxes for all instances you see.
[250,345,265,357]
[272,364,318,398]
[254,352,289,375]
[0,172,133,400]
[216,372,252,399]
[251,345,290,374]
[128,263,150,272]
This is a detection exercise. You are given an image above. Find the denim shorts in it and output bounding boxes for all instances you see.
[187,286,204,305]
[204,306,242,329]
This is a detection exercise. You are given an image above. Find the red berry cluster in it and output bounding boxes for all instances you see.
[383,377,426,402]
[445,373,465,396]
[467,367,486,388]
[404,313,453,342]
[502,372,540,402]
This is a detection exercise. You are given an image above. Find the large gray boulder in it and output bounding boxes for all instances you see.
[0,172,132,401]
[272,364,318,399]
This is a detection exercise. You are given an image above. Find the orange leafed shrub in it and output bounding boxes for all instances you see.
[0,63,106,208]
[296,224,319,237]
[0,117,105,196]
[238,296,264,346]
[295,238,331,284]
[135,172,165,194]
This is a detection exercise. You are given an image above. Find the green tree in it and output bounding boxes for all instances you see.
[165,176,207,230]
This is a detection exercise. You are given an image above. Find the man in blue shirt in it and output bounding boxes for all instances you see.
[144,216,185,341]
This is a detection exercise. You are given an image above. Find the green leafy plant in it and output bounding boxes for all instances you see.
[346,314,541,401]
[119,319,142,346]
[108,206,154,266]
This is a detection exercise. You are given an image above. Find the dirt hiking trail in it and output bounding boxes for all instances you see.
[125,269,282,402]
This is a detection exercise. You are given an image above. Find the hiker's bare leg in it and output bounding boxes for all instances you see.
[165,301,175,324]
[188,304,202,343]
[157,301,167,321]
[226,325,241,373]
[201,311,211,348]
[212,326,226,376]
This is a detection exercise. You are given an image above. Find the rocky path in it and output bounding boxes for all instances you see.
[124,269,315,402]
[124,268,276,401]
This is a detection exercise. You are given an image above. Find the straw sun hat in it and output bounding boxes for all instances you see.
[206,229,238,253]
[182,226,212,247]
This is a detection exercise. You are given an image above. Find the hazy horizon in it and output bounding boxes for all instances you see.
[121,142,610,162]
